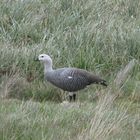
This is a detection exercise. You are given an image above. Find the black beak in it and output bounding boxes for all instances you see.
[34,57,39,61]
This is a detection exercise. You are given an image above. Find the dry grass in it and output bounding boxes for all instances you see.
[0,72,27,99]
[77,93,129,140]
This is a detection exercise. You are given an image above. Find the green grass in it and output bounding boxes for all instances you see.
[0,0,140,139]
[0,94,140,140]
[0,94,139,140]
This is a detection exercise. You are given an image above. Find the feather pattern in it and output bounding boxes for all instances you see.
[45,68,107,92]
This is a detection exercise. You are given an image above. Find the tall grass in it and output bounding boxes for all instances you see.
[0,0,140,139]
[0,0,140,100]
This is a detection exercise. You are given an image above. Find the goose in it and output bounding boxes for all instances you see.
[37,54,107,101]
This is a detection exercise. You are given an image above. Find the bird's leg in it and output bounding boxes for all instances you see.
[73,93,76,101]
[68,92,74,102]
[68,92,76,102]
[69,95,73,102]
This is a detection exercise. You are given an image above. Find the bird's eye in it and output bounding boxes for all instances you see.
[41,56,44,58]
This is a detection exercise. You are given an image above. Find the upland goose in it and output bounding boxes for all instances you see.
[37,54,107,101]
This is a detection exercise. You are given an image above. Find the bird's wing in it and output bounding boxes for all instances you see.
[57,68,91,91]
[60,68,107,86]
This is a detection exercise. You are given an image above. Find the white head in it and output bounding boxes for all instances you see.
[38,54,53,71]
[38,54,52,63]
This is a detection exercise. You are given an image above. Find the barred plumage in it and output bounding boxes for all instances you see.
[37,54,107,101]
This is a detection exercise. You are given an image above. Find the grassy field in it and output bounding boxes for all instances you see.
[0,0,140,139]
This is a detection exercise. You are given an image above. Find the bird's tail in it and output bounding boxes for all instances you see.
[90,74,107,87]
[99,80,107,87]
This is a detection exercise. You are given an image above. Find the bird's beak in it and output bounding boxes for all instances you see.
[34,57,39,61]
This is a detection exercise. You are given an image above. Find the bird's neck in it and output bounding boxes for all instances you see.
[44,62,53,74]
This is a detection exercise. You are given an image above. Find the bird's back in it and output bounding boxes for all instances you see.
[45,68,106,92]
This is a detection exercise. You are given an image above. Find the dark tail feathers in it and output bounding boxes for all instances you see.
[100,80,107,87]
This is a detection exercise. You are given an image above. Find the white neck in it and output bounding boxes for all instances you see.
[44,62,53,74]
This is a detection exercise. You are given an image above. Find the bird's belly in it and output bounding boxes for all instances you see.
[46,74,89,92]
[58,84,86,92]
[50,80,87,92]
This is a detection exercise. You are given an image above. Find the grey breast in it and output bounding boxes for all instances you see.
[45,68,93,92]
